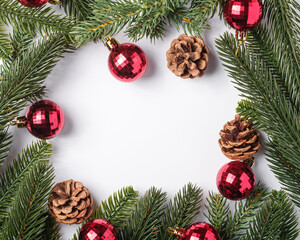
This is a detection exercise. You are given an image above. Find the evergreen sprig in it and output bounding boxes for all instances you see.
[0,141,55,239]
[72,0,221,46]
[2,162,55,239]
[61,0,94,20]
[216,30,300,207]
[0,22,12,60]
[174,0,221,37]
[221,184,269,240]
[0,34,71,168]
[91,186,139,227]
[121,187,167,240]
[242,190,299,240]
[205,187,299,240]
[0,140,52,226]
[204,192,231,237]
[160,183,203,240]
[0,0,75,37]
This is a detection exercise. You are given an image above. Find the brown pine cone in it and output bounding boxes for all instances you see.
[166,34,209,79]
[218,115,261,161]
[49,179,93,225]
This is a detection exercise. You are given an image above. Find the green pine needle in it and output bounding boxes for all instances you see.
[2,162,55,239]
[0,140,52,226]
[223,183,270,240]
[121,187,167,240]
[161,183,203,240]
[92,186,139,227]
[242,190,299,240]
[204,192,231,237]
[61,0,94,20]
[71,186,139,240]
[216,29,300,208]
[0,0,75,37]
[72,0,222,46]
[0,22,12,60]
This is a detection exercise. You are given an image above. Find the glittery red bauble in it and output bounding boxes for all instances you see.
[224,0,263,31]
[108,43,147,82]
[217,161,255,200]
[26,100,64,139]
[183,223,221,240]
[18,0,49,7]
[79,219,118,240]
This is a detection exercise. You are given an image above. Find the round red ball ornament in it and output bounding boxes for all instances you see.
[217,161,255,200]
[106,37,147,82]
[224,0,263,31]
[79,219,118,240]
[18,0,49,7]
[168,222,221,240]
[16,100,64,139]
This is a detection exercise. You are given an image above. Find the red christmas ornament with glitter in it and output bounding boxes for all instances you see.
[17,100,64,139]
[106,37,147,82]
[217,161,255,200]
[224,0,263,31]
[79,219,118,240]
[18,0,49,7]
[168,222,220,240]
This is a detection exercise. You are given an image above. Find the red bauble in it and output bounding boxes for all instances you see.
[217,161,255,200]
[25,100,64,139]
[108,43,147,82]
[184,223,221,240]
[224,0,263,31]
[79,219,118,240]
[168,223,220,240]
[18,0,49,7]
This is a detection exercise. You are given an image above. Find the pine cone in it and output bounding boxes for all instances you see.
[49,179,93,225]
[218,115,261,161]
[166,34,209,79]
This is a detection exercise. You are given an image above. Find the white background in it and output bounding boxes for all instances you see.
[5,8,293,239]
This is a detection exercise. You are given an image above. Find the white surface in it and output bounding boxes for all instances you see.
[8,15,286,239]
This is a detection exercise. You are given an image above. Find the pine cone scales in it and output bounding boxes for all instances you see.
[49,179,93,225]
[219,115,261,161]
[166,34,209,79]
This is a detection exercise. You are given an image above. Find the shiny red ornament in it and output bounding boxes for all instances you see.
[107,38,147,82]
[18,0,49,7]
[217,161,255,200]
[79,219,118,240]
[168,223,220,240]
[224,0,263,31]
[19,100,64,139]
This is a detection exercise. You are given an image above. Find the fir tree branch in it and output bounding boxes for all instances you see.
[71,186,139,240]
[216,31,300,208]
[247,24,300,109]
[0,22,12,60]
[1,30,34,72]
[91,186,139,227]
[160,183,203,240]
[1,161,55,239]
[204,192,231,237]
[0,0,75,36]
[9,30,34,64]
[121,187,167,240]
[42,214,61,240]
[72,0,222,46]
[223,183,269,240]
[173,0,221,37]
[0,34,71,168]
[242,190,299,240]
[0,140,52,226]
[61,0,94,20]
[266,141,300,207]
[264,0,300,79]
